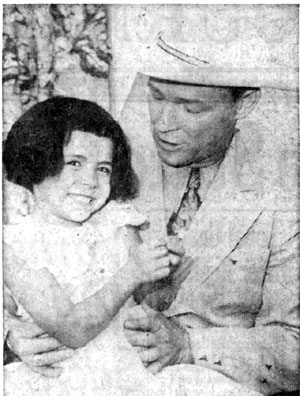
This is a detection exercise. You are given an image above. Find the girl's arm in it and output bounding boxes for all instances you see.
[4,228,170,349]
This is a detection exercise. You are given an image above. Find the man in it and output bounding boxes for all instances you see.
[115,8,299,394]
[5,6,299,396]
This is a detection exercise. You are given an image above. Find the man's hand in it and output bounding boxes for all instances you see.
[124,304,194,374]
[7,319,74,377]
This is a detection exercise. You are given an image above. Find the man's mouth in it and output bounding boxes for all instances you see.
[157,136,184,151]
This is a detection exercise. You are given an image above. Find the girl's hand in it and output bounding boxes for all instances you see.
[166,236,185,267]
[128,239,171,284]
[133,255,194,311]
[166,236,185,257]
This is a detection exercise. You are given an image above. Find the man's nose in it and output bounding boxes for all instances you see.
[155,102,178,132]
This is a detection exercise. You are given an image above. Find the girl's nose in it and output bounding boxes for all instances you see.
[81,168,99,189]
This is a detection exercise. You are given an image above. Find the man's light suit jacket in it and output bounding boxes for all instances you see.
[120,74,299,396]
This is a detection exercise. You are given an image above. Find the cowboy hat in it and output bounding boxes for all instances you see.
[140,5,298,90]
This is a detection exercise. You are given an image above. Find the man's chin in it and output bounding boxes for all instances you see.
[157,152,197,168]
[156,149,188,168]
[157,149,224,169]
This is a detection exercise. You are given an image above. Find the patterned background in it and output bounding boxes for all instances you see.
[3,4,111,139]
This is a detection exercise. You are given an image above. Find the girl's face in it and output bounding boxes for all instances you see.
[33,130,113,227]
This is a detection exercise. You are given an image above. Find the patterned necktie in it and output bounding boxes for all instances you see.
[167,168,202,236]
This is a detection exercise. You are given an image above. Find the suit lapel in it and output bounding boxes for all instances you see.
[182,141,264,284]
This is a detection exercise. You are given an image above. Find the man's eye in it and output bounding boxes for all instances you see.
[150,90,164,101]
[97,167,111,175]
[66,160,81,167]
[152,94,164,101]
[184,104,208,114]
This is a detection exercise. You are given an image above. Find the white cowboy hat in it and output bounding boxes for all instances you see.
[140,5,298,91]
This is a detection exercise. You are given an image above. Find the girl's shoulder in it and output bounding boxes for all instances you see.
[90,200,149,233]
[4,216,36,247]
[3,216,49,273]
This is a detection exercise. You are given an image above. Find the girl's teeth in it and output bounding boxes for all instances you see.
[72,195,92,204]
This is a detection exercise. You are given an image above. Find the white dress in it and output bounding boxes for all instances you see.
[4,201,263,396]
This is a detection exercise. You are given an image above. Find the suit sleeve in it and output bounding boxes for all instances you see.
[177,211,299,395]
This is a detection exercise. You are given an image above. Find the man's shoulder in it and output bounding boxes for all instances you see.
[229,131,297,212]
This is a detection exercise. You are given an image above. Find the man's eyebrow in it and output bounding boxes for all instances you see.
[148,81,206,104]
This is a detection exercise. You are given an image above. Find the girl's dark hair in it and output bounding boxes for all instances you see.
[3,96,138,201]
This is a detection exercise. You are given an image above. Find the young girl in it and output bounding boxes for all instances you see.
[3,97,190,396]
[4,97,261,396]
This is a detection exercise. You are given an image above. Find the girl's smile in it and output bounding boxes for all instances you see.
[67,193,96,205]
[33,131,113,227]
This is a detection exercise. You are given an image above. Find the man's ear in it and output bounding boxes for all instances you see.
[235,90,261,120]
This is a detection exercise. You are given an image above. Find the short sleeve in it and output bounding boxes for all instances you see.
[3,222,32,256]
[4,224,21,247]
[3,219,48,273]
[90,200,149,233]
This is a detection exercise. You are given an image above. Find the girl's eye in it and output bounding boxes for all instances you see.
[66,160,81,167]
[97,167,111,175]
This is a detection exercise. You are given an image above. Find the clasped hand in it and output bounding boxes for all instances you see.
[124,303,194,374]
[128,236,186,284]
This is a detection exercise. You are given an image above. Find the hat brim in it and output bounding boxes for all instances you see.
[140,40,298,91]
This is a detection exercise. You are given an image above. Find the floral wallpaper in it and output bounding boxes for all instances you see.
[3,4,111,139]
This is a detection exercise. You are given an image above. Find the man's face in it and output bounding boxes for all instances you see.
[148,78,239,168]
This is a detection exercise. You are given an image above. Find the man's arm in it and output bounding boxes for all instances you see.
[183,211,299,395]
[6,319,74,377]
[4,261,74,376]
[125,211,299,395]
